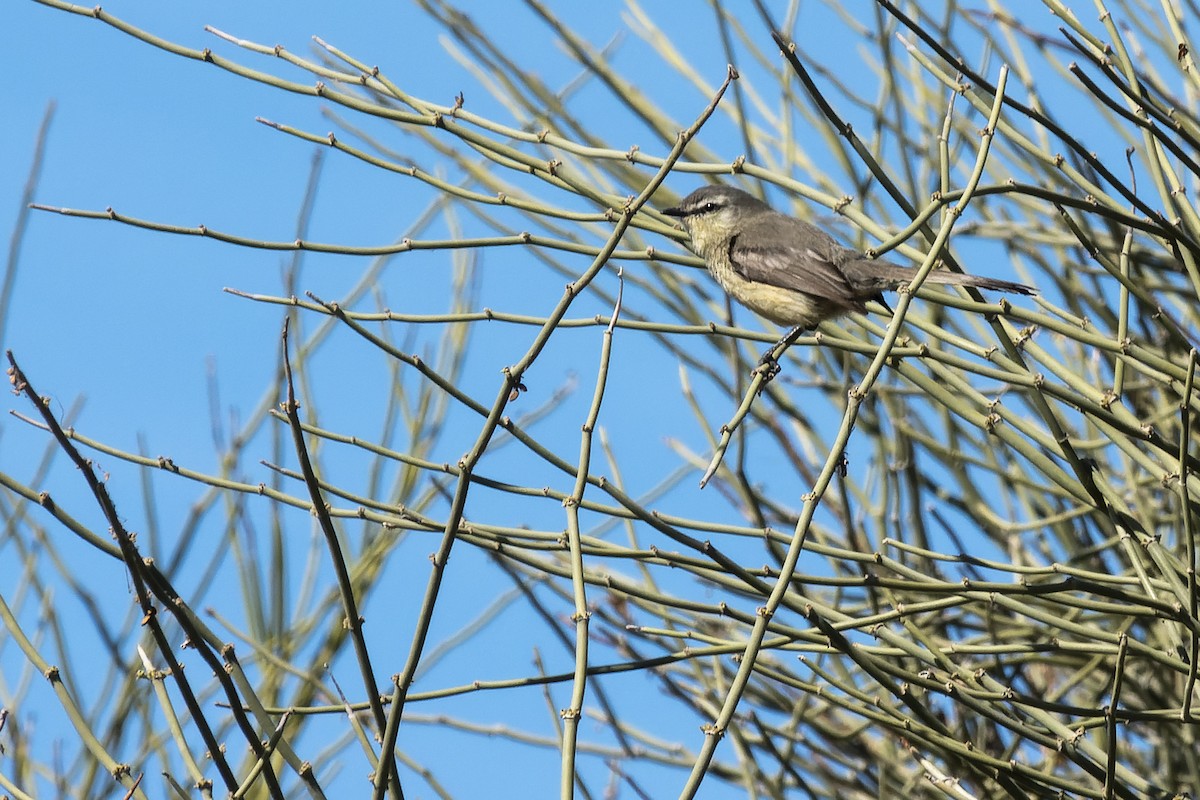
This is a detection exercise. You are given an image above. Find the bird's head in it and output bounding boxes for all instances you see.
[662,185,770,256]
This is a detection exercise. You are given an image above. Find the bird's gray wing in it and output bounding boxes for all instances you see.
[727,215,868,310]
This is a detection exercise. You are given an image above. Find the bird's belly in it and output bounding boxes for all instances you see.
[715,273,833,328]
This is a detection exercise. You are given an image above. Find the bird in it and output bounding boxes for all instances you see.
[661,184,1034,338]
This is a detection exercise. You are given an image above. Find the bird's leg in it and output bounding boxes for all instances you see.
[755,325,806,382]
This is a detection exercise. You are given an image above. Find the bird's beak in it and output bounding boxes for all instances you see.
[662,205,684,217]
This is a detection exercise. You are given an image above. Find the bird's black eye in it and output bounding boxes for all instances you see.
[702,202,717,213]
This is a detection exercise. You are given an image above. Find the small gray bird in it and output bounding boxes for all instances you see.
[662,185,1034,332]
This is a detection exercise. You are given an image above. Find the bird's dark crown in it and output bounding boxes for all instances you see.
[663,185,768,219]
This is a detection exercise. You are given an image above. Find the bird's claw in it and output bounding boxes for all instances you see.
[755,351,782,384]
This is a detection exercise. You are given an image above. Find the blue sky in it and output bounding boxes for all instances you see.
[7,4,797,797]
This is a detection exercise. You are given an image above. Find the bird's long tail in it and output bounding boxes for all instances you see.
[847,259,1036,297]
[920,270,1036,296]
